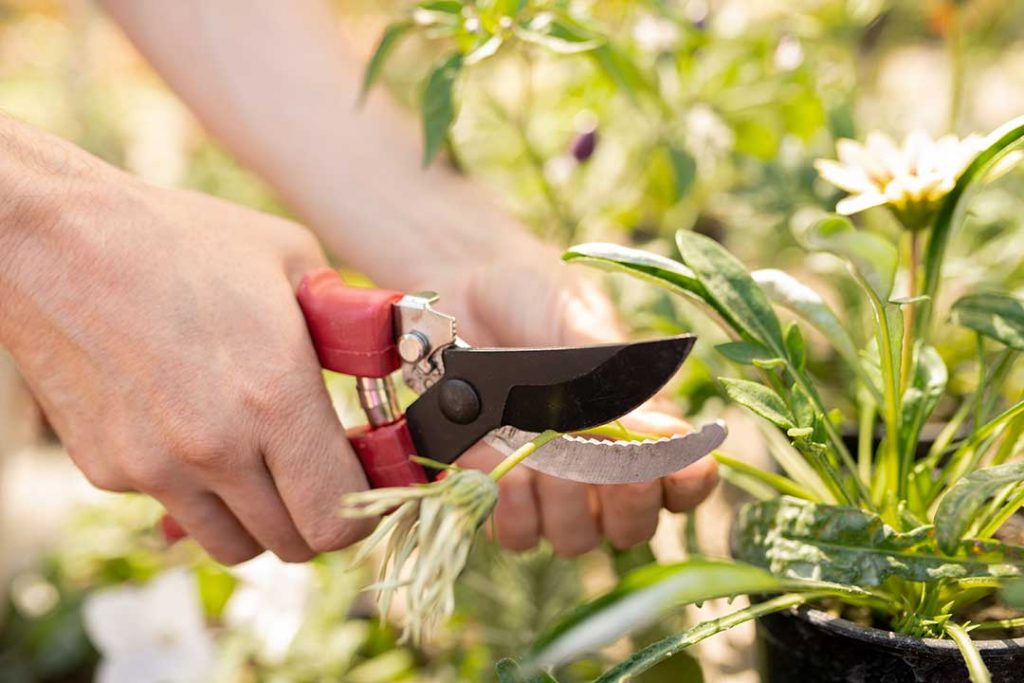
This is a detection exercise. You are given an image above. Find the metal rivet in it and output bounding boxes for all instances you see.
[398,331,429,363]
[438,379,481,424]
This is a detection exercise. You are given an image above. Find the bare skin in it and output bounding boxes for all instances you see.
[0,0,717,564]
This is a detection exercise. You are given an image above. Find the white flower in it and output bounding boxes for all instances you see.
[223,553,314,664]
[814,130,989,229]
[82,569,215,683]
[633,15,680,53]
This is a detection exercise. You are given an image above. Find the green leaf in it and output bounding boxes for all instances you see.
[676,231,785,352]
[803,215,898,301]
[921,115,1024,334]
[360,21,413,102]
[515,14,604,54]
[951,293,1024,350]
[563,243,708,302]
[1005,578,1024,608]
[936,461,1024,554]
[735,497,1024,585]
[720,378,795,430]
[751,269,862,381]
[785,322,807,372]
[667,146,697,202]
[593,594,809,683]
[530,560,793,669]
[715,341,778,366]
[899,344,947,459]
[944,622,992,683]
[420,52,463,167]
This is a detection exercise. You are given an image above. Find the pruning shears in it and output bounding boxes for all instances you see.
[295,268,726,488]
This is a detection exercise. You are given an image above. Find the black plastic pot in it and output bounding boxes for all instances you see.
[756,604,1024,683]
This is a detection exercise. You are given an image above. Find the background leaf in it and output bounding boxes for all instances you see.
[676,231,785,352]
[720,378,795,430]
[951,293,1024,350]
[802,215,898,301]
[360,21,413,102]
[421,52,463,166]
[935,461,1024,553]
[735,497,1024,585]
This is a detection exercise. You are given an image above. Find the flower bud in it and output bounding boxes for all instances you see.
[571,129,598,163]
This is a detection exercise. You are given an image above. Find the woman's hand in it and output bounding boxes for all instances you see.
[408,239,719,556]
[0,119,375,565]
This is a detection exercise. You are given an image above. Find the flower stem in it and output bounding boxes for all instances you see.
[489,430,560,481]
[900,230,921,394]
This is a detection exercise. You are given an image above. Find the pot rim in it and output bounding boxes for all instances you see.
[776,604,1024,652]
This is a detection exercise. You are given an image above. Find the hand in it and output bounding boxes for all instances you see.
[408,239,719,556]
[0,128,374,565]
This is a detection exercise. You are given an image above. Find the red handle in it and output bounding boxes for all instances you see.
[296,268,428,488]
[296,268,404,378]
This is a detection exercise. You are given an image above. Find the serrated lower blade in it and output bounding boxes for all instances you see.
[484,421,728,484]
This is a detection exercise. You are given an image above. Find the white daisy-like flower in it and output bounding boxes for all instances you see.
[814,130,989,230]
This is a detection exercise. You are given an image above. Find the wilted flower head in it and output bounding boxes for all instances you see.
[814,130,988,230]
[341,469,498,644]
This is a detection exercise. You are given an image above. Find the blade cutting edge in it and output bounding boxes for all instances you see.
[483,421,728,485]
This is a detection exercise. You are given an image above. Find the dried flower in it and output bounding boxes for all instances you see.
[341,469,498,644]
[814,130,989,230]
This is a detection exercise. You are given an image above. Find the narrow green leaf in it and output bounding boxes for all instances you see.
[713,452,818,500]
[715,341,778,366]
[752,269,861,375]
[735,497,1024,585]
[899,343,947,460]
[944,622,992,683]
[667,145,697,201]
[530,560,785,668]
[676,231,785,352]
[594,593,810,683]
[420,53,463,167]
[496,659,558,683]
[785,322,807,371]
[360,21,413,102]
[951,293,1024,350]
[935,461,1024,554]
[563,243,710,303]
[921,115,1024,334]
[802,215,898,301]
[720,378,796,430]
[514,14,604,54]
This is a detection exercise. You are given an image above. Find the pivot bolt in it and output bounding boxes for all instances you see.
[438,378,481,424]
[398,331,430,363]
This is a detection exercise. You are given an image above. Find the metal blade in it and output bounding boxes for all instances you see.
[405,335,696,466]
[484,421,728,484]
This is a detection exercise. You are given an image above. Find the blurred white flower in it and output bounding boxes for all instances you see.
[814,130,989,230]
[224,553,314,664]
[633,15,680,53]
[83,569,214,683]
[774,35,804,71]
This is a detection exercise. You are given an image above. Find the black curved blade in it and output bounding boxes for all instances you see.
[405,335,695,467]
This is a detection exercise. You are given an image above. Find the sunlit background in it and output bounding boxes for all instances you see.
[3,1,1024,681]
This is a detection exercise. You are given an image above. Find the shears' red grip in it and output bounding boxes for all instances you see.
[297,268,404,378]
[348,419,429,488]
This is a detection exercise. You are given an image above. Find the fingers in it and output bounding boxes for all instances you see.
[663,457,719,512]
[535,474,600,557]
[160,490,262,565]
[596,481,663,550]
[258,366,376,555]
[217,467,315,562]
[458,443,540,551]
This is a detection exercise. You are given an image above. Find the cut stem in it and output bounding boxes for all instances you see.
[489,430,560,481]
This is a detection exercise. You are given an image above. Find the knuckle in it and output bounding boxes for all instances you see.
[304,518,373,554]
[66,445,131,492]
[120,453,176,493]
[172,430,235,473]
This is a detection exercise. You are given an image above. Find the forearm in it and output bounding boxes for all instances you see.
[100,0,543,290]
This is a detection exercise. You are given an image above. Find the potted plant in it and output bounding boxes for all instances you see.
[509,117,1024,682]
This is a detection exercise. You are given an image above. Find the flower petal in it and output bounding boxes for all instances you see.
[814,159,878,194]
[836,192,888,215]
